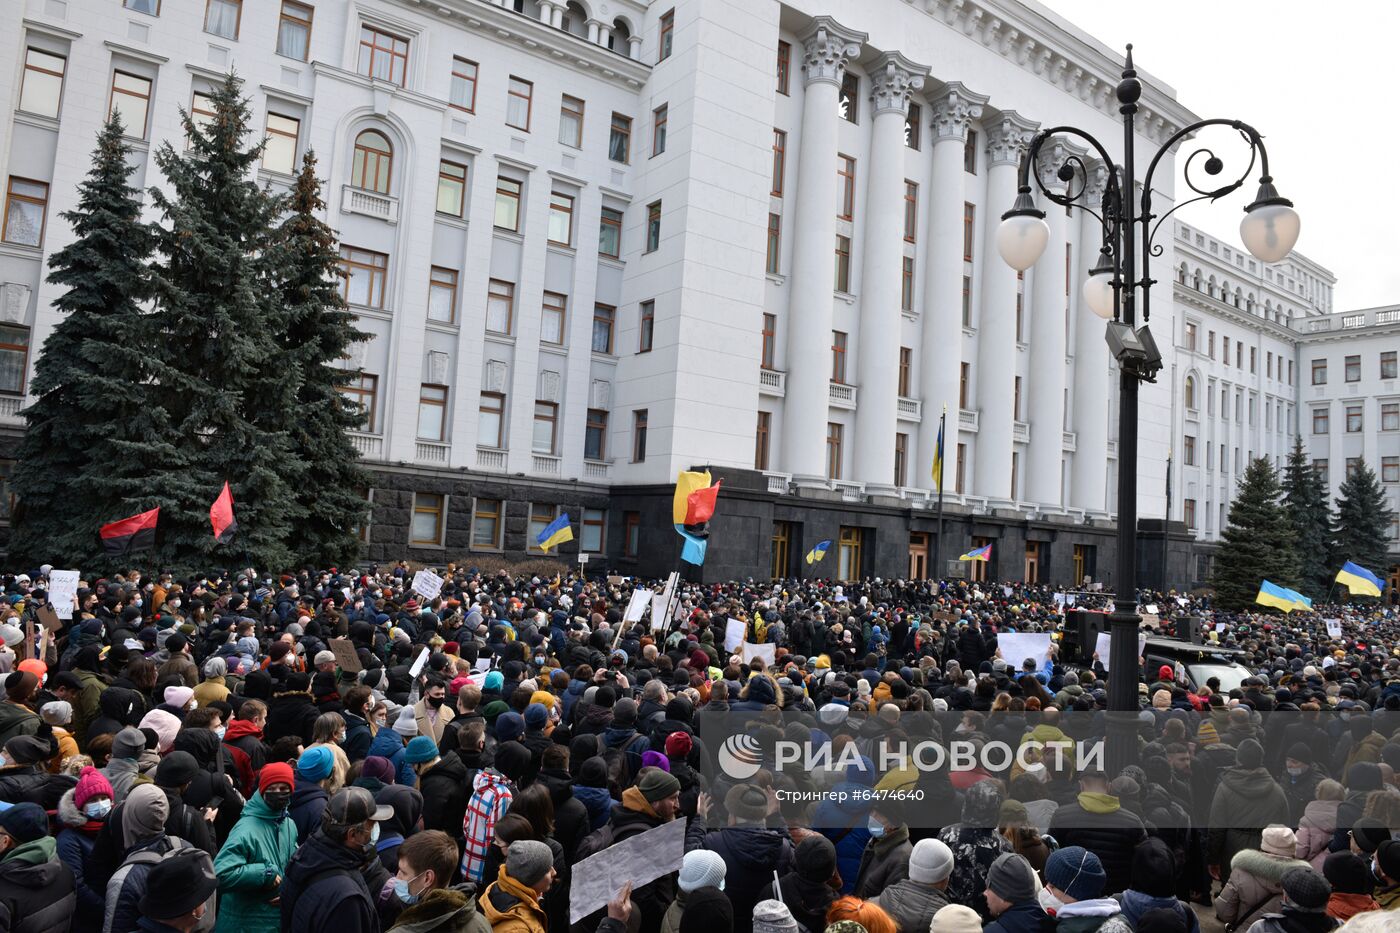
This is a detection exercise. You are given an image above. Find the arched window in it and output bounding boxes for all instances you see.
[1193,270,1202,290]
[1246,293,1255,313]
[1234,288,1243,309]
[1185,375,1197,411]
[352,130,393,194]
[562,2,588,36]
[1207,275,1216,298]
[1177,263,1188,284]
[609,17,632,52]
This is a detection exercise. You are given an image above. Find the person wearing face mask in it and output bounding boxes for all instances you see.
[279,786,391,933]
[1372,839,1400,909]
[1280,743,1324,825]
[853,798,913,900]
[57,766,114,929]
[213,762,299,933]
[414,677,455,746]
[386,830,491,933]
[136,849,219,933]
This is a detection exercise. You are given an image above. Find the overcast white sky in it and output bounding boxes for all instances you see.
[1039,0,1400,311]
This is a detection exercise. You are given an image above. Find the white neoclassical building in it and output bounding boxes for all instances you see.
[0,0,1393,586]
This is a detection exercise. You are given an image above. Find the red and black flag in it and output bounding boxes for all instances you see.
[210,482,237,543]
[100,507,159,556]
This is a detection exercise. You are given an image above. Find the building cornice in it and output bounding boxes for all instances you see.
[1173,282,1298,341]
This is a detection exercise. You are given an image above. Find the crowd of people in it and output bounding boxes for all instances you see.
[0,564,1395,933]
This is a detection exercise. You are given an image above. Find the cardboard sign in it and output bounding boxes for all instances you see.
[411,569,443,600]
[607,575,625,586]
[329,637,362,673]
[740,641,777,666]
[36,605,63,632]
[933,610,960,625]
[49,570,79,620]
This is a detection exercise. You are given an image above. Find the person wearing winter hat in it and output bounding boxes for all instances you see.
[1114,838,1199,933]
[404,735,438,769]
[688,784,793,932]
[1372,838,1400,909]
[102,726,147,805]
[57,766,113,927]
[213,762,298,932]
[1215,825,1311,930]
[289,746,335,844]
[1042,846,1132,933]
[1281,742,1323,824]
[765,833,837,933]
[929,905,983,933]
[137,848,219,931]
[1239,867,1335,933]
[751,899,799,933]
[936,779,1013,918]
[40,700,78,771]
[482,838,555,933]
[1321,852,1378,921]
[0,800,77,932]
[679,886,733,933]
[0,671,40,748]
[1206,741,1290,884]
[1047,769,1148,897]
[870,838,952,933]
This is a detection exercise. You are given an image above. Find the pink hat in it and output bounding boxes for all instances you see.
[74,766,114,808]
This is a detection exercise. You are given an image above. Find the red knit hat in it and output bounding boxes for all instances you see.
[74,766,114,809]
[258,762,295,794]
[664,731,693,759]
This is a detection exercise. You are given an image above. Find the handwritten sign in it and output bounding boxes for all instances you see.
[49,570,79,620]
[411,569,443,601]
[569,818,685,924]
[1325,618,1343,640]
[329,637,362,673]
[740,641,777,666]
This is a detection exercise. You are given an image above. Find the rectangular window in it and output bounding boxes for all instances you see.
[189,91,217,140]
[766,213,781,275]
[599,207,623,258]
[904,181,918,242]
[1346,404,1363,433]
[494,176,522,231]
[277,1,313,59]
[19,48,65,119]
[357,25,408,86]
[1237,343,1243,368]
[592,304,615,354]
[963,202,975,260]
[450,57,478,112]
[776,40,791,94]
[831,330,847,383]
[417,384,448,441]
[901,258,915,312]
[2,178,48,248]
[840,72,859,124]
[964,130,978,174]
[585,408,608,460]
[506,77,533,130]
[645,201,662,252]
[528,503,560,553]
[559,95,585,148]
[478,392,504,448]
[1311,359,1327,385]
[205,0,241,38]
[485,279,514,335]
[436,160,467,216]
[1184,434,1196,466]
[894,432,908,488]
[755,411,771,470]
[1185,322,1198,352]
[1249,345,1256,372]
[838,526,864,579]
[956,443,966,493]
[638,300,655,353]
[1383,351,1398,380]
[470,497,502,550]
[652,104,668,156]
[624,511,641,557]
[1382,401,1399,431]
[609,113,631,163]
[960,362,970,408]
[548,192,574,246]
[771,130,787,196]
[0,326,30,396]
[826,422,843,479]
[1013,376,1022,420]
[834,235,851,292]
[1221,335,1229,365]
[341,372,378,432]
[1267,351,1273,379]
[581,508,605,552]
[125,0,159,13]
[632,409,648,462]
[761,313,777,370]
[1184,498,1197,530]
[1011,452,1019,499]
[658,9,674,61]
[1346,354,1362,382]
[427,266,458,324]
[262,112,300,174]
[898,347,912,396]
[1208,331,1216,359]
[109,71,153,139]
[1016,293,1024,341]
[532,401,558,454]
[338,246,387,308]
[1383,457,1400,484]
[905,102,921,150]
[1347,457,1361,479]
[837,155,855,220]
[962,275,973,327]
[540,291,566,345]
[1289,360,1294,385]
[1312,408,1329,435]
[411,493,445,546]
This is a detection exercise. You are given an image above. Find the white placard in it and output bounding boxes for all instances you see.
[1003,586,1014,598]
[741,641,777,666]
[411,569,443,600]
[49,570,79,620]
[473,657,492,674]
[1095,632,1149,670]
[1053,593,1067,608]
[997,634,1053,668]
[1145,603,1159,615]
[408,647,431,679]
[623,588,652,624]
[578,553,590,564]
[724,618,746,652]
[569,816,685,924]
[1066,595,1077,607]
[1176,597,1189,607]
[650,572,679,631]
[1325,618,1343,640]
[1215,622,1227,633]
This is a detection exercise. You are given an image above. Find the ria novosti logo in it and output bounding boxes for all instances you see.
[717,733,763,779]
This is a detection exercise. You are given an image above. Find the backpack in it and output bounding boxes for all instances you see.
[601,738,636,798]
[223,741,255,798]
[109,841,216,932]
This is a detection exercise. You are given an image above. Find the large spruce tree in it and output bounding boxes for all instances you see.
[145,74,296,571]
[274,150,371,566]
[1281,436,1332,599]
[1211,456,1299,609]
[9,115,182,569]
[1331,458,1395,585]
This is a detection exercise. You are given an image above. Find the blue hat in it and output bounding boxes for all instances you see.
[524,703,548,728]
[0,802,48,843]
[404,736,438,765]
[295,746,335,782]
[1044,846,1107,902]
[495,711,526,743]
[484,671,504,692]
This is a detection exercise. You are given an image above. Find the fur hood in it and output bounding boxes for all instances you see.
[57,787,87,829]
[1230,848,1310,883]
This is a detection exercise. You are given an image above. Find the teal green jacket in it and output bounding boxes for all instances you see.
[213,792,299,933]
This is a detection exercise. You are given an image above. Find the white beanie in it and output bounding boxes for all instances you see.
[40,700,72,726]
[908,838,954,884]
[164,685,194,709]
[930,904,982,933]
[677,850,726,893]
[392,706,419,737]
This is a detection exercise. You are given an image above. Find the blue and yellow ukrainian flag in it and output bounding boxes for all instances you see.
[536,513,574,552]
[932,406,946,491]
[1336,561,1384,598]
[960,544,992,561]
[1256,580,1309,613]
[806,539,832,565]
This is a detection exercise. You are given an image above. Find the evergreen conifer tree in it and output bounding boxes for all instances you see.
[1210,456,1298,609]
[145,73,296,571]
[1281,436,1332,599]
[274,150,371,566]
[9,115,181,569]
[1331,458,1395,584]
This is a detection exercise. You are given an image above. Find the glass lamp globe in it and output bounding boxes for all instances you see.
[1240,201,1301,264]
[1082,270,1116,319]
[997,214,1050,271]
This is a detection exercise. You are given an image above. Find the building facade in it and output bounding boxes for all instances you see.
[0,0,1393,587]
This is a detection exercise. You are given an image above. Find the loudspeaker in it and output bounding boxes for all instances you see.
[1065,609,1109,664]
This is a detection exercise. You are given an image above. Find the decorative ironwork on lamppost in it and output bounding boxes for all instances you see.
[996,45,1300,774]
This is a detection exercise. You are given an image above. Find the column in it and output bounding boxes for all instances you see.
[854,52,928,495]
[536,0,557,25]
[917,82,987,487]
[1071,161,1111,513]
[1025,141,1070,508]
[780,16,867,486]
[587,19,602,44]
[628,36,642,60]
[974,111,1039,502]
